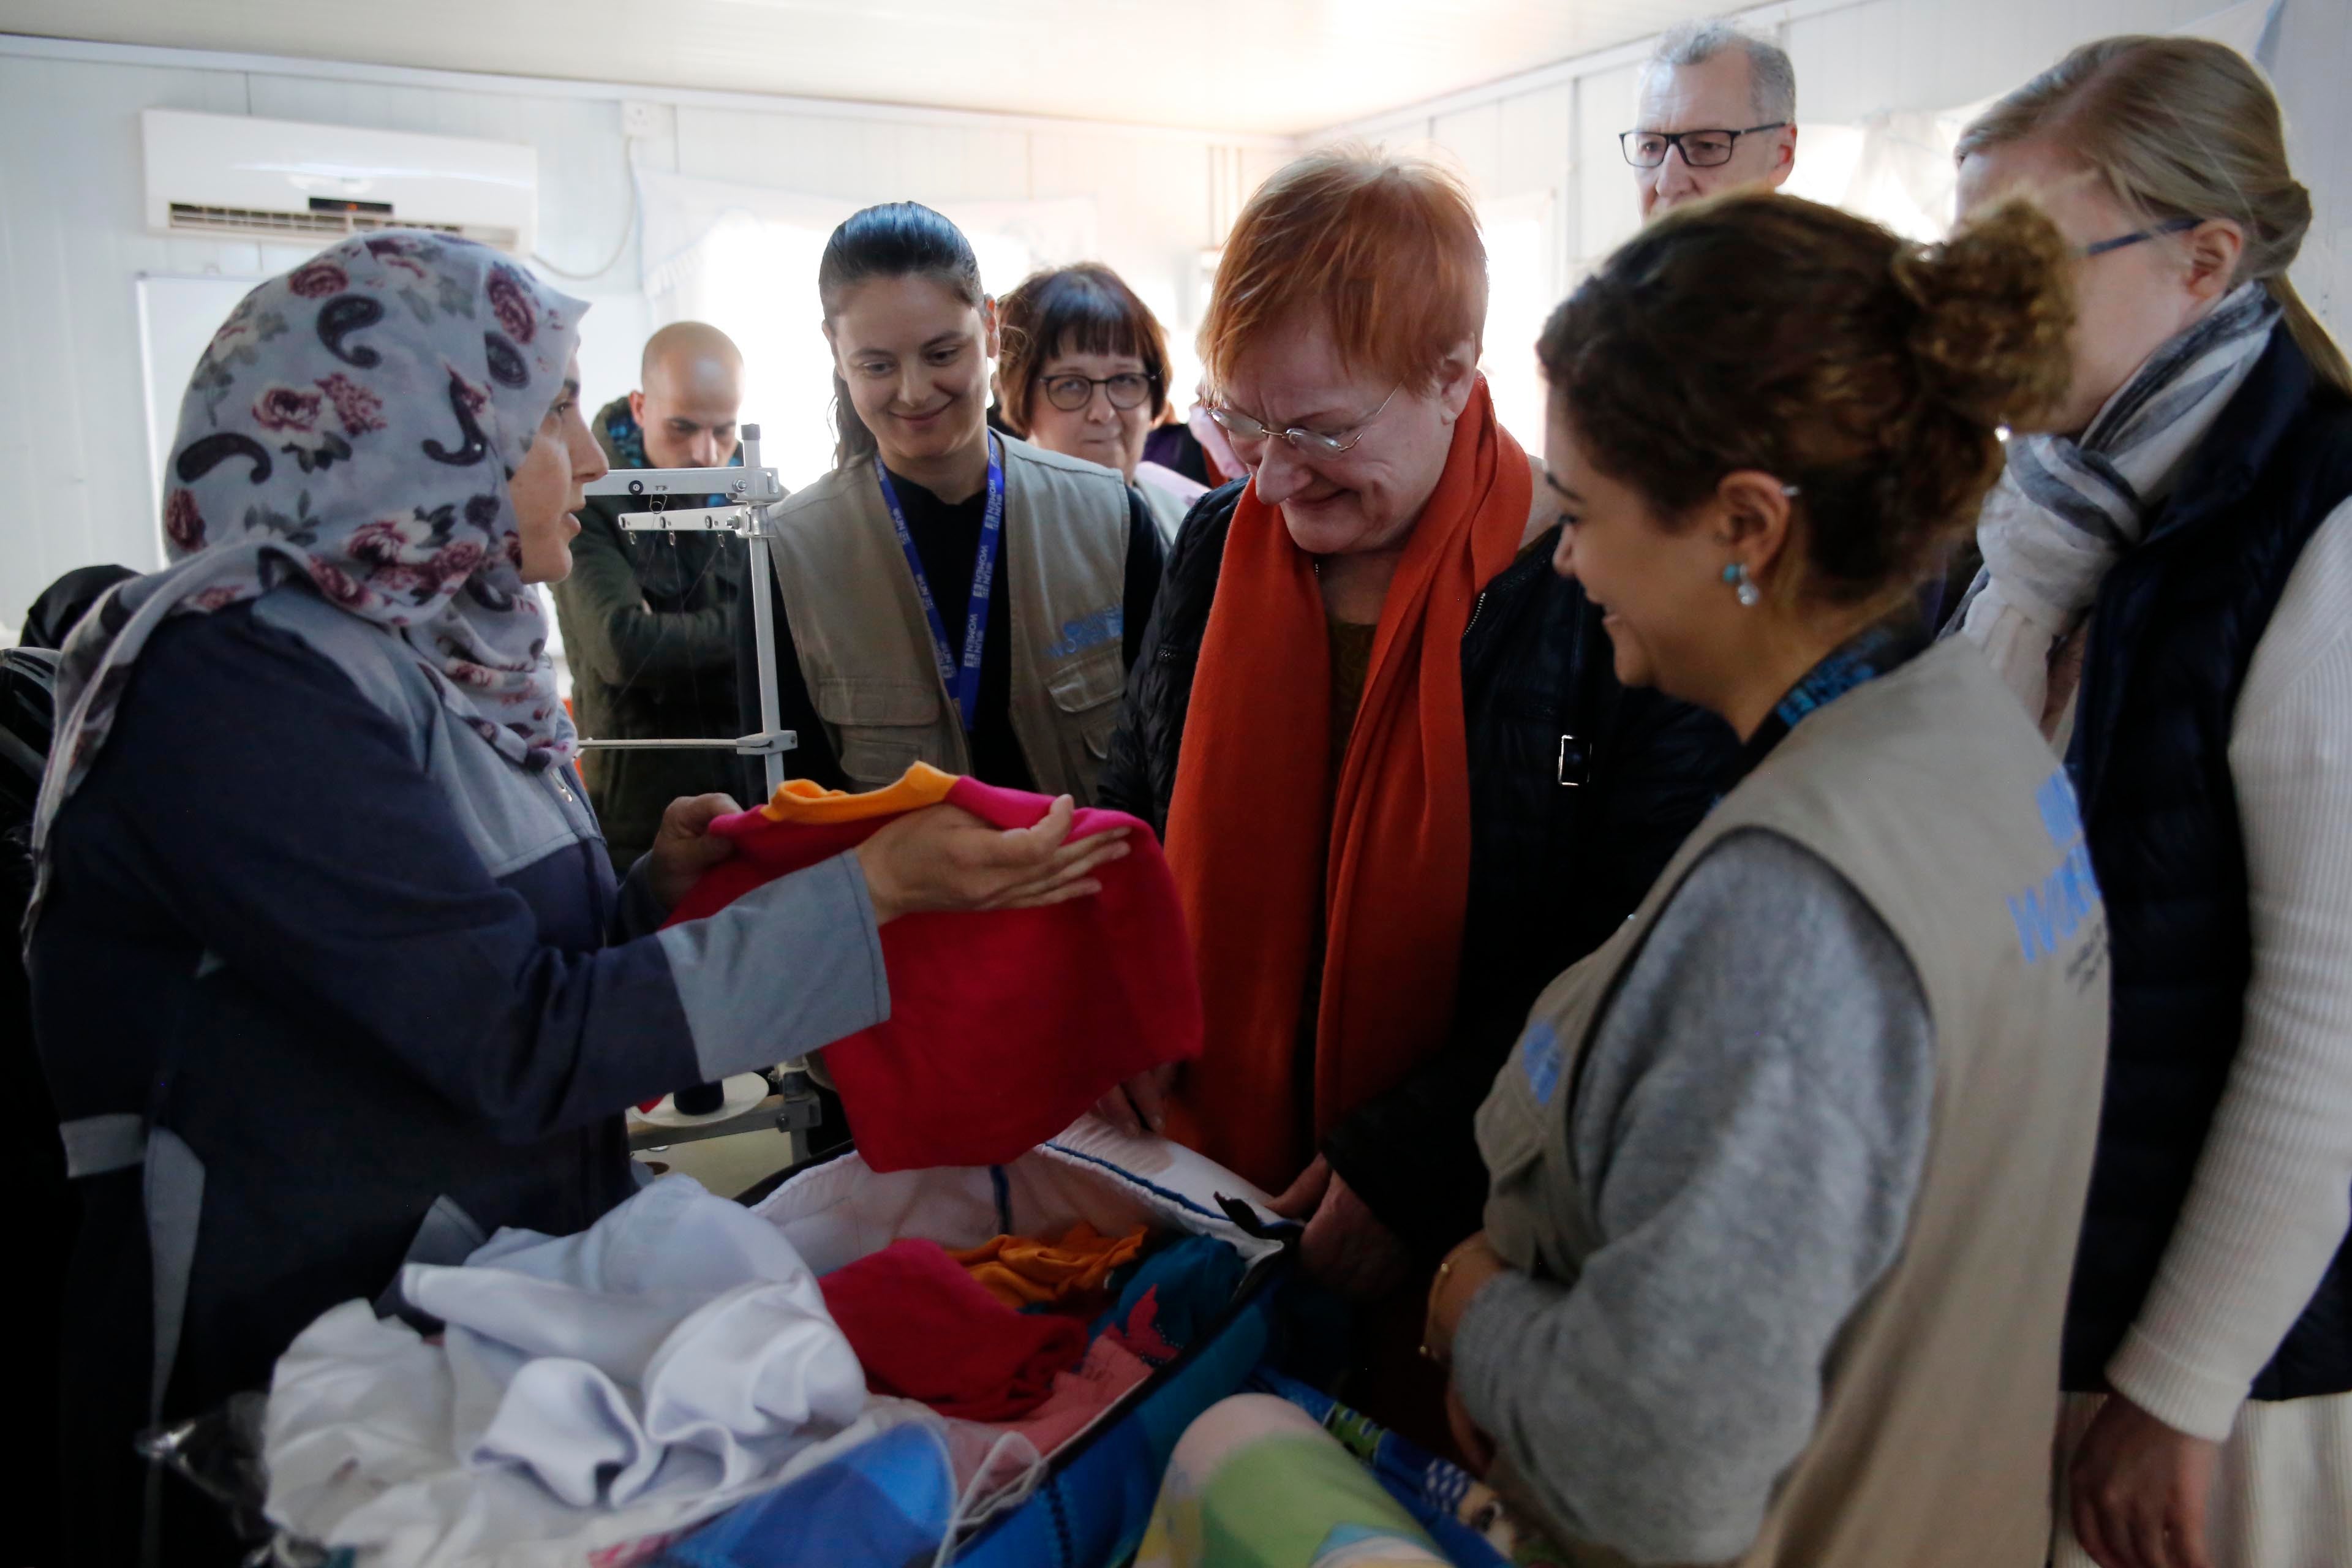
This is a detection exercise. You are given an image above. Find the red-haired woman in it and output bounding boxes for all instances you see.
[1095,147,1736,1430]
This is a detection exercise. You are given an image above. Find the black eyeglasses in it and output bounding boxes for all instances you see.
[1620,123,1787,170]
[1038,372,1156,413]
[2081,215,2201,257]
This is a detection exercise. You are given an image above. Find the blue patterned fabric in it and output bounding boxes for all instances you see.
[1250,1370,1513,1568]
[653,1423,956,1567]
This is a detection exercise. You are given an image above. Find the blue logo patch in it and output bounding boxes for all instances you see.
[1520,1022,1564,1107]
[1046,606,1123,660]
[2008,769,2103,963]
[2035,769,2084,850]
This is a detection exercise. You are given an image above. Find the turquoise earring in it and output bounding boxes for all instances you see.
[1722,562,1760,607]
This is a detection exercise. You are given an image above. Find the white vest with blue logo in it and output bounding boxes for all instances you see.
[764,434,1130,801]
[1475,639,2110,1568]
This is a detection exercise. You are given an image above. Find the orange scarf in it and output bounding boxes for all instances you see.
[1161,382,1531,1195]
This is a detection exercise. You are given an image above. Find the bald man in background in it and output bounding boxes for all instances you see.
[551,322,750,877]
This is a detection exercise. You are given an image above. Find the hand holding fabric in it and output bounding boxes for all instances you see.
[663,767,1196,1173]
[854,796,1131,924]
[645,793,743,910]
[1272,1155,1414,1302]
[2068,1394,2220,1568]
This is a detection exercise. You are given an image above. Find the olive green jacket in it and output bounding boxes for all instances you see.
[549,397,745,875]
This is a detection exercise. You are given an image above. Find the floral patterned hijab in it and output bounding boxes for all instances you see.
[29,231,587,922]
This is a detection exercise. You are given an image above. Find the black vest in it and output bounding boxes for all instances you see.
[2062,330,2352,1397]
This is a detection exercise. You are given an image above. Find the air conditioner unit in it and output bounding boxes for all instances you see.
[141,109,537,255]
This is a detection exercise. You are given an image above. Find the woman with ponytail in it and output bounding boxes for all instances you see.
[1951,36,2352,1568]
[734,202,1162,800]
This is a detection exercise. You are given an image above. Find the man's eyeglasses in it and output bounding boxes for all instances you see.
[2081,215,2202,258]
[1207,385,1403,459]
[1037,372,1156,413]
[1620,123,1788,170]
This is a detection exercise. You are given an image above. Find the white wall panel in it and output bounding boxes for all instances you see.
[1574,62,1646,273]
[0,56,253,616]
[1433,103,1506,193]
[1496,85,1574,198]
[2272,0,2350,330]
[0,42,1262,631]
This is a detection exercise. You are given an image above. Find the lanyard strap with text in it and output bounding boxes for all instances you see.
[875,434,1004,734]
[1732,616,1930,783]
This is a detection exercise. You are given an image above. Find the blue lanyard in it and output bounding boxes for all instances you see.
[1732,617,1928,782]
[875,435,1005,734]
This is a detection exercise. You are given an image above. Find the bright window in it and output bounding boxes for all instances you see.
[1478,191,1561,456]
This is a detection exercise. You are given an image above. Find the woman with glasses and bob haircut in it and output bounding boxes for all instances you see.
[736,203,1163,799]
[1951,37,2352,1568]
[1094,146,1735,1434]
[992,262,1208,544]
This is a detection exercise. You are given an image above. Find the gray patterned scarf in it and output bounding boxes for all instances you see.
[1956,282,2280,718]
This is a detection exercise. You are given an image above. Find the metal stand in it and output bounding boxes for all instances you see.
[575,421,796,798]
[581,423,820,1156]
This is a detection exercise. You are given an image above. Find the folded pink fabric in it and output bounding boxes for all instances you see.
[986,1338,1154,1459]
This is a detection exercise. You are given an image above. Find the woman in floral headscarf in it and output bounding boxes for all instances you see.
[26,232,1122,1566]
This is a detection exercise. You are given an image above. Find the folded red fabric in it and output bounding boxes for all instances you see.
[664,767,1203,1173]
[818,1238,1087,1420]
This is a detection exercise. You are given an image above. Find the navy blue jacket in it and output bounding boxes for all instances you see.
[2062,330,2352,1398]
[30,589,891,1565]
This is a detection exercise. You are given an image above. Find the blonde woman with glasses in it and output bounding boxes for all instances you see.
[1951,36,2352,1568]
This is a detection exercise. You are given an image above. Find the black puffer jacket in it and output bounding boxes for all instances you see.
[1099,481,1739,1259]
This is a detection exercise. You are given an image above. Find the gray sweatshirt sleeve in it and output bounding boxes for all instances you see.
[1452,828,1934,1566]
[657,850,892,1080]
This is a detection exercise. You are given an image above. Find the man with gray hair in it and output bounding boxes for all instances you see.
[1625,20,1798,221]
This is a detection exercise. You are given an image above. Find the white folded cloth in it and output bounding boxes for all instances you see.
[265,1177,895,1567]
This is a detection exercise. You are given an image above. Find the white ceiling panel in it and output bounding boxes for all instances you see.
[0,0,1732,136]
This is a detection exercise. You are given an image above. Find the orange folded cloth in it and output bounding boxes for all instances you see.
[754,763,959,824]
[948,1223,1150,1311]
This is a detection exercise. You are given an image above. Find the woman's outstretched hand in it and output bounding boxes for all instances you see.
[855,795,1130,925]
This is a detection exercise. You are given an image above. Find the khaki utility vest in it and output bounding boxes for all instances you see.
[766,435,1130,801]
[1477,641,2111,1568]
